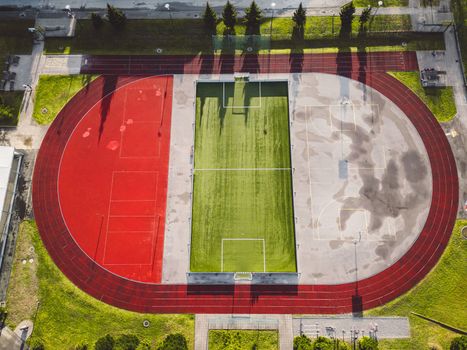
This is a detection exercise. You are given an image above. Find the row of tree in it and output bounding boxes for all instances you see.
[29,333,188,350]
[203,1,307,36]
[203,1,374,39]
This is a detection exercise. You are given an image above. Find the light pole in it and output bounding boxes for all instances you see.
[165,3,173,25]
[373,1,383,31]
[270,2,276,36]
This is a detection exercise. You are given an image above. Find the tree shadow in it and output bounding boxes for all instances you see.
[219,28,235,74]
[98,75,118,142]
[81,74,93,92]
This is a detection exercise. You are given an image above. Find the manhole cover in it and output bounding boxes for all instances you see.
[155,48,163,54]
[29,246,35,253]
[461,226,467,240]
[246,47,253,52]
[143,320,150,328]
[41,107,48,114]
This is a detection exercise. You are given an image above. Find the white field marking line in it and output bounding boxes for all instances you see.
[221,238,266,273]
[339,208,369,240]
[221,81,262,109]
[103,172,159,265]
[119,88,163,159]
[194,167,290,171]
[304,107,316,240]
[56,75,177,286]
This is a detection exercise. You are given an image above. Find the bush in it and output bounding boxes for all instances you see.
[91,12,104,29]
[157,333,188,350]
[135,343,150,350]
[312,336,333,350]
[95,334,115,350]
[358,336,378,350]
[294,335,313,350]
[0,104,13,120]
[30,341,45,350]
[451,335,467,350]
[115,334,140,350]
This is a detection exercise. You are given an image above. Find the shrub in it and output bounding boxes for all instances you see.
[312,336,333,350]
[0,104,13,120]
[74,344,88,350]
[358,336,378,350]
[135,342,150,350]
[451,335,467,350]
[91,12,104,29]
[30,341,45,350]
[293,335,313,350]
[95,334,115,350]
[157,333,188,350]
[115,334,140,350]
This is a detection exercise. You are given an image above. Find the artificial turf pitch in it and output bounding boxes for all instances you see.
[190,81,296,273]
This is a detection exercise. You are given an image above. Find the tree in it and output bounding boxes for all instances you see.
[115,334,140,350]
[74,344,88,350]
[107,4,126,30]
[292,3,307,30]
[91,12,104,29]
[157,333,188,350]
[135,343,150,350]
[30,342,45,350]
[222,1,237,33]
[358,336,378,350]
[95,334,115,350]
[339,1,355,37]
[203,2,218,35]
[293,335,313,350]
[450,335,467,350]
[245,1,262,35]
[359,7,372,31]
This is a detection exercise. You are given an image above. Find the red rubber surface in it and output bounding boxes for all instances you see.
[33,52,458,314]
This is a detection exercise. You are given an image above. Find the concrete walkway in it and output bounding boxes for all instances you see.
[195,314,293,350]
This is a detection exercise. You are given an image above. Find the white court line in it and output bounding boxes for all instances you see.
[194,167,290,171]
[222,81,262,109]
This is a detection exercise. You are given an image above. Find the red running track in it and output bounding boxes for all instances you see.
[33,52,458,314]
[58,76,172,283]
[80,51,418,75]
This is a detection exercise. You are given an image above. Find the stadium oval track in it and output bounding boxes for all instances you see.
[33,53,458,314]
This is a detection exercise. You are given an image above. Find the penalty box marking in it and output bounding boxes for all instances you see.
[221,238,266,273]
[222,81,262,109]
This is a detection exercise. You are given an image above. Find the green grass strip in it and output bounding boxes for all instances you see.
[389,71,457,122]
[6,221,194,349]
[367,219,467,349]
[33,75,97,125]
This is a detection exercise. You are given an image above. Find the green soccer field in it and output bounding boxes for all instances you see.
[190,81,296,273]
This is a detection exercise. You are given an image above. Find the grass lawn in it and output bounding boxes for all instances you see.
[0,19,34,62]
[367,219,467,349]
[209,330,279,350]
[353,0,409,6]
[0,91,24,126]
[42,15,445,56]
[6,221,194,349]
[32,74,96,125]
[389,71,457,122]
[191,82,296,273]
